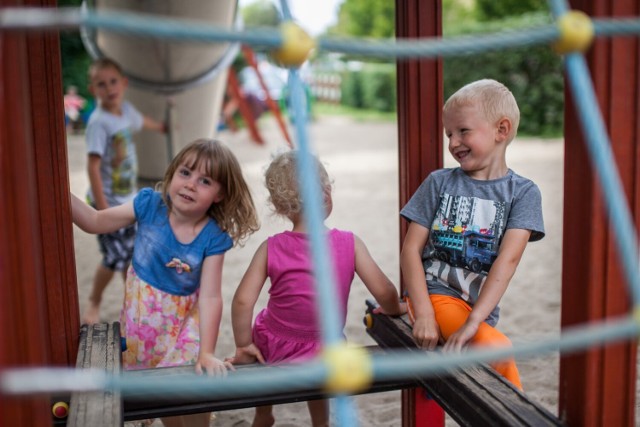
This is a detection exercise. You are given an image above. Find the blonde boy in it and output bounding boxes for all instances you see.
[82,58,165,324]
[400,79,545,389]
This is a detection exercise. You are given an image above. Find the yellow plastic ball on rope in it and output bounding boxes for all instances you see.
[271,21,316,67]
[323,343,373,394]
[553,10,594,54]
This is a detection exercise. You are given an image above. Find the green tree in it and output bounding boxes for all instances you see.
[241,0,280,28]
[332,0,394,38]
[475,0,548,21]
[59,0,91,99]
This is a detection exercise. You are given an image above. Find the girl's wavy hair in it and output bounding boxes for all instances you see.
[158,139,259,245]
[265,150,331,219]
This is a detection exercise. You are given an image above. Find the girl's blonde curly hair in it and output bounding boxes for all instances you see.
[158,138,259,245]
[265,150,331,219]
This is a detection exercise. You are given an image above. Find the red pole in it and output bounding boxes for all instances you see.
[241,45,293,147]
[396,0,444,425]
[560,0,639,425]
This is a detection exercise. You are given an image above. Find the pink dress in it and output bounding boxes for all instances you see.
[252,229,355,364]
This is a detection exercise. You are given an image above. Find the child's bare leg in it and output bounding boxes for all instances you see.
[82,264,114,324]
[252,405,275,427]
[308,399,329,427]
[161,412,211,427]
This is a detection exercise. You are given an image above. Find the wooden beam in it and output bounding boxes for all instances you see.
[123,357,417,421]
[364,301,564,427]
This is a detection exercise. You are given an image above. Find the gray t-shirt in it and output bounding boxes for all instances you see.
[400,168,545,326]
[85,100,143,207]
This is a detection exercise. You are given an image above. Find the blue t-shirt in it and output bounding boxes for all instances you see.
[132,188,233,296]
[400,168,545,326]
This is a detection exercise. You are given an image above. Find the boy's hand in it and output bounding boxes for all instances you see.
[195,353,234,376]
[442,320,479,353]
[225,344,265,366]
[412,316,441,351]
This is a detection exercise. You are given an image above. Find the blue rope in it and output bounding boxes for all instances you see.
[1,3,640,422]
[547,0,640,305]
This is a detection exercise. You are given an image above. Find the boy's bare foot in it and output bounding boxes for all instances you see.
[81,303,101,324]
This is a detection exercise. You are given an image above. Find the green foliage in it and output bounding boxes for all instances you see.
[241,0,280,28]
[340,65,396,113]
[340,70,364,109]
[333,0,394,38]
[58,0,91,99]
[444,13,563,136]
[361,68,396,112]
[475,0,548,21]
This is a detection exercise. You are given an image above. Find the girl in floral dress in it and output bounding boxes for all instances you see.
[71,138,259,427]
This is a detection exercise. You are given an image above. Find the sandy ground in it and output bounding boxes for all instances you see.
[68,115,565,426]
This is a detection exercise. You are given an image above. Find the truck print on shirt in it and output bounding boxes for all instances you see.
[430,193,507,274]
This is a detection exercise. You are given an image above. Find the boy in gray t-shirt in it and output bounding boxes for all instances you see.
[400,79,544,390]
[82,58,166,325]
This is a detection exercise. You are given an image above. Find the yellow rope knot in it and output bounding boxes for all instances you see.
[271,21,316,67]
[323,343,373,394]
[553,10,594,54]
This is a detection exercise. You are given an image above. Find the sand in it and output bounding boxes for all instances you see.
[68,115,564,426]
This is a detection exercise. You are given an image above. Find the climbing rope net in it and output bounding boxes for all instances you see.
[2,0,640,425]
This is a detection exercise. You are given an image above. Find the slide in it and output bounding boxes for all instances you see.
[81,0,239,180]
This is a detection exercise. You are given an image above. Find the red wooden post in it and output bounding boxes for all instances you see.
[560,1,639,425]
[226,69,265,145]
[242,45,293,147]
[0,1,80,425]
[396,0,444,426]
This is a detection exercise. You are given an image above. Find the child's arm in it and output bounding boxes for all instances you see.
[400,222,441,350]
[142,115,167,134]
[70,192,135,234]
[87,154,109,210]
[196,253,233,376]
[228,241,268,365]
[443,228,531,353]
[353,235,406,316]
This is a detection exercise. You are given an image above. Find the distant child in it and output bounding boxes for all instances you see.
[400,79,545,390]
[63,85,86,133]
[228,150,406,427]
[82,57,167,325]
[71,139,259,427]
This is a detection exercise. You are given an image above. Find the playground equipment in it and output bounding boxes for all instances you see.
[1,0,639,425]
[81,0,239,180]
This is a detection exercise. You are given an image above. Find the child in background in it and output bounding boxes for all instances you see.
[400,79,545,390]
[71,139,259,427]
[63,85,85,133]
[227,150,406,427]
[82,57,167,325]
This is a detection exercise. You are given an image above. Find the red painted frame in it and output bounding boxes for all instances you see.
[0,0,638,425]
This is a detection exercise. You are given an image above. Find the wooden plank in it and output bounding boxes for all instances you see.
[68,323,122,427]
[364,301,564,427]
[123,346,418,421]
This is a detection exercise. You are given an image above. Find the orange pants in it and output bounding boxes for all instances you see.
[408,294,522,390]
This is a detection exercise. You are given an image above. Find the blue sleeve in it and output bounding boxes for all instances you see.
[133,188,157,223]
[205,227,233,256]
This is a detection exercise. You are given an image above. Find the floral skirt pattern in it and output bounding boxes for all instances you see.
[120,266,200,370]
